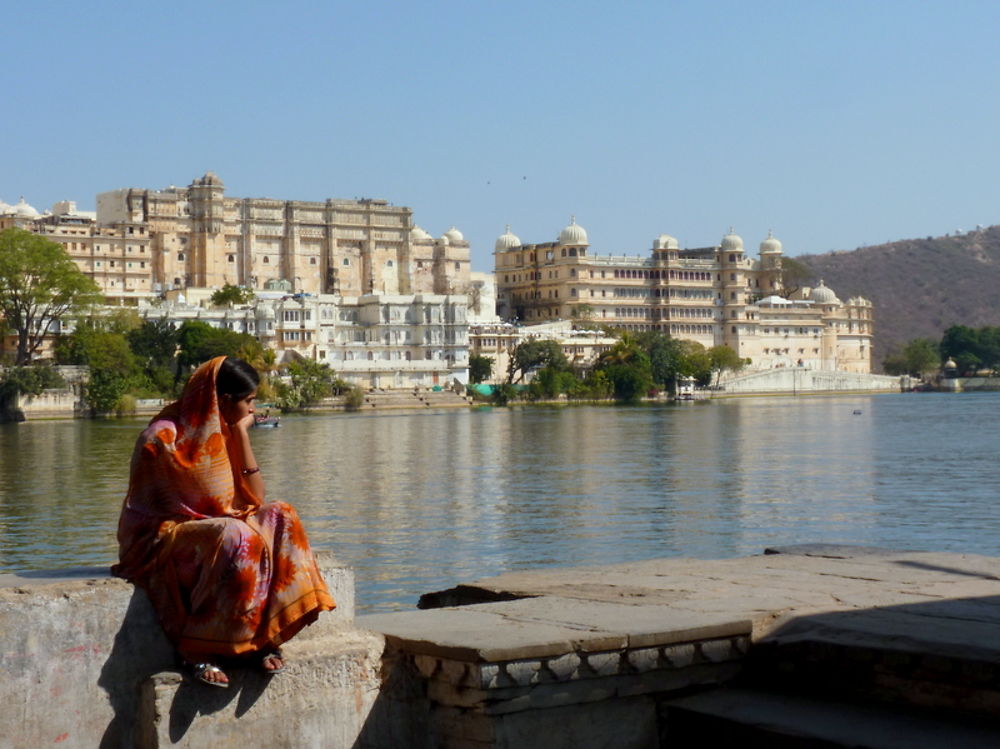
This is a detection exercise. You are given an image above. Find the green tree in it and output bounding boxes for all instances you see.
[676,340,712,385]
[635,331,685,392]
[528,366,578,399]
[506,339,569,384]
[57,318,140,413]
[940,325,983,375]
[882,338,939,377]
[469,354,493,384]
[0,227,101,364]
[708,345,747,385]
[175,320,257,378]
[127,318,179,394]
[275,358,335,409]
[595,336,653,402]
[210,284,256,307]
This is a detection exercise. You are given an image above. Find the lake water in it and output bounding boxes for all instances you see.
[1,393,998,613]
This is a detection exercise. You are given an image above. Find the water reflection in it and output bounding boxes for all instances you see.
[1,394,998,613]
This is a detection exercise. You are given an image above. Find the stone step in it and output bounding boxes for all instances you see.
[747,611,1000,719]
[135,630,384,749]
[663,687,1000,748]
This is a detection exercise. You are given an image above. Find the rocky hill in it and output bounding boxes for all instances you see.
[796,226,1000,369]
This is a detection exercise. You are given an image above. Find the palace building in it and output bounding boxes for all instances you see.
[95,172,470,298]
[493,219,874,374]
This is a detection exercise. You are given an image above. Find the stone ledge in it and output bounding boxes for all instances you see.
[0,553,359,748]
[138,630,383,748]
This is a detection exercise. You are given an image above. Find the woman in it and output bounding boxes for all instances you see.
[113,356,335,687]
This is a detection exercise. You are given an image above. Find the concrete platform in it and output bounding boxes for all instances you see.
[357,545,1000,747]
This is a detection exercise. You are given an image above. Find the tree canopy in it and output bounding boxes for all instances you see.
[883,338,940,377]
[506,339,569,383]
[469,354,493,384]
[210,284,256,307]
[0,227,101,364]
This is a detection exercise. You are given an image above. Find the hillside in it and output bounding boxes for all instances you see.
[797,226,1000,370]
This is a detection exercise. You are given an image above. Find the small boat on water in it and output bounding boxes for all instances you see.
[253,414,281,429]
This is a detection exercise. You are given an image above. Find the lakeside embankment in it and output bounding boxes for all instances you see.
[6,546,1000,747]
[6,366,903,422]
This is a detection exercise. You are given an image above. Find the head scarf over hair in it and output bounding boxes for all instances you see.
[114,356,261,580]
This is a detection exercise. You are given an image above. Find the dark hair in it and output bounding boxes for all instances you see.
[216,357,260,399]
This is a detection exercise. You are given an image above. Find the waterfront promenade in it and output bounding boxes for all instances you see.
[5,545,1000,746]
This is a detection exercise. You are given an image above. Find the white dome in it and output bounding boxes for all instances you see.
[410,225,432,241]
[721,228,744,252]
[810,280,840,305]
[444,225,464,242]
[559,216,589,245]
[495,225,522,252]
[759,230,783,254]
[13,197,39,218]
[654,234,679,250]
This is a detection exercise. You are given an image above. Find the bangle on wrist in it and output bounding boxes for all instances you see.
[241,466,260,476]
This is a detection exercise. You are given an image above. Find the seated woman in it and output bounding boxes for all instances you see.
[113,356,335,687]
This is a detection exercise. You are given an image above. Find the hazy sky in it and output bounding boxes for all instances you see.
[5,1,999,270]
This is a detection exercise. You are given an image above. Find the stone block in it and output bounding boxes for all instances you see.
[662,642,697,668]
[504,658,542,686]
[0,554,359,748]
[137,631,383,748]
[492,695,658,748]
[583,651,622,677]
[544,652,581,681]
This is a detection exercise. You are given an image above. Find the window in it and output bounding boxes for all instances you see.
[178,252,185,261]
[228,255,235,263]
[263,256,269,264]
[310,257,317,264]
[342,258,350,266]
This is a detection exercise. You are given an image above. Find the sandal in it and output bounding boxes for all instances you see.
[186,661,230,688]
[260,649,286,675]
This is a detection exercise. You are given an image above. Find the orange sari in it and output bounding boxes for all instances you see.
[113,356,335,657]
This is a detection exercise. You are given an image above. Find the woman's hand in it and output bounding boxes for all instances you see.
[229,413,256,433]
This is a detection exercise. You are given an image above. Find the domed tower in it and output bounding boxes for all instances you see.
[720,228,746,347]
[652,233,679,263]
[493,226,522,320]
[758,230,783,294]
[434,225,469,295]
[558,216,589,256]
[810,280,842,371]
[188,172,227,287]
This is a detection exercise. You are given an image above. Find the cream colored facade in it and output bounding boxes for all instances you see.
[494,221,873,373]
[0,200,153,304]
[96,173,470,298]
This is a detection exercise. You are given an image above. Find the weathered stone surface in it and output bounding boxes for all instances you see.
[359,607,622,662]
[492,695,658,749]
[0,553,360,748]
[138,631,383,748]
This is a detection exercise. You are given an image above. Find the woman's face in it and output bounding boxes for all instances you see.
[220,390,257,425]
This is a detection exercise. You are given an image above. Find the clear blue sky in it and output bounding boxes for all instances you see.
[5,1,999,271]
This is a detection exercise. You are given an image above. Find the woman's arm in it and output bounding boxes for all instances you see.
[229,414,266,502]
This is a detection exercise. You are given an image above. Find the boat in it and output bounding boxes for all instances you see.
[252,414,281,428]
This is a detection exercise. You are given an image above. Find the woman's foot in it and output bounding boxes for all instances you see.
[188,661,230,688]
[260,649,285,675]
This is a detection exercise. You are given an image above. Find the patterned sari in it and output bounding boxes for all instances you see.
[112,356,335,657]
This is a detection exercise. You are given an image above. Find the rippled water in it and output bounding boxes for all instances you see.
[1,393,998,612]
